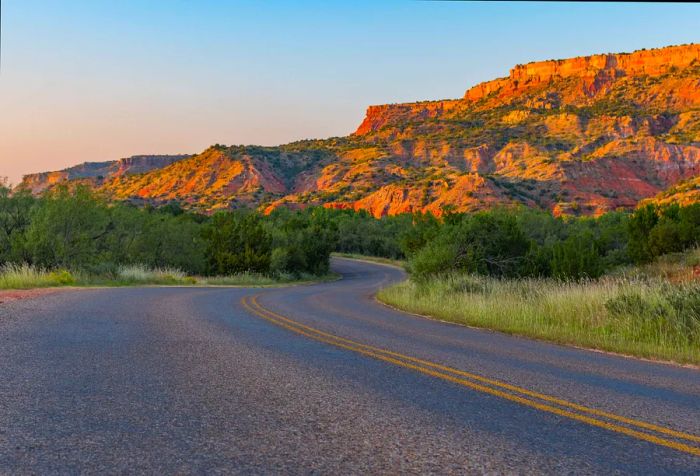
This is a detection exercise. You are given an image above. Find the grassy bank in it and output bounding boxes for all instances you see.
[378,250,700,365]
[0,263,325,290]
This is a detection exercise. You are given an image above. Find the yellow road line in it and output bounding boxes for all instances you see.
[241,295,700,457]
[281,295,700,445]
[247,295,700,444]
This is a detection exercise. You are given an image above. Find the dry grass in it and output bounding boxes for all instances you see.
[0,264,76,289]
[0,263,320,289]
[378,250,700,365]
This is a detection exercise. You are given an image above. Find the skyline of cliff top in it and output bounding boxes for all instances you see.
[2,1,699,184]
[17,41,700,218]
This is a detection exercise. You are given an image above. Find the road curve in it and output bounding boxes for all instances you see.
[0,258,698,474]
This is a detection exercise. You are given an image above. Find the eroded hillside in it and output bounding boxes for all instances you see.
[19,44,700,217]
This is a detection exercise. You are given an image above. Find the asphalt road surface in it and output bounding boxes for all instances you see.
[1,258,699,474]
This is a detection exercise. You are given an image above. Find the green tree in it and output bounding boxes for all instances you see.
[203,212,272,275]
[551,232,603,279]
[25,186,111,268]
[627,204,659,263]
[452,211,530,277]
[0,185,35,263]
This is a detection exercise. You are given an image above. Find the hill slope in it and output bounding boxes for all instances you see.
[19,44,700,216]
[20,155,190,195]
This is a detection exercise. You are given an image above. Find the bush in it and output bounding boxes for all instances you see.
[408,240,457,278]
[662,283,700,337]
[117,264,187,284]
[628,203,700,264]
[48,269,76,285]
[551,232,603,279]
[605,291,666,321]
[25,186,111,269]
[409,210,530,278]
[203,212,272,275]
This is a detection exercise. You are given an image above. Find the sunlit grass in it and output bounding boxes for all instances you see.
[0,263,76,289]
[0,263,325,289]
[378,252,700,365]
[116,264,191,285]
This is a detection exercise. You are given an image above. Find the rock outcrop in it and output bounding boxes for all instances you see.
[20,43,700,217]
[19,155,189,194]
[465,43,700,102]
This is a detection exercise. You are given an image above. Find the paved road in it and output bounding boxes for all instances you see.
[0,258,698,474]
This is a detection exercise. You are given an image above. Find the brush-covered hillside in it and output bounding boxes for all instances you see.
[19,44,700,217]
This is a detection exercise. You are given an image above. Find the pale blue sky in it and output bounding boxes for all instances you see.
[1,1,698,183]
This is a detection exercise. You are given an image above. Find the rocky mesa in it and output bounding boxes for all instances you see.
[18,43,700,217]
[20,155,190,195]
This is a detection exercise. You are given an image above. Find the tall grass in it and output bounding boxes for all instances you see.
[116,264,192,285]
[0,263,312,289]
[378,272,700,365]
[0,264,76,289]
[198,272,278,286]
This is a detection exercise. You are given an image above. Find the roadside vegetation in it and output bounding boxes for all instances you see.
[0,185,341,288]
[378,252,700,365]
[1,183,699,363]
[377,206,700,364]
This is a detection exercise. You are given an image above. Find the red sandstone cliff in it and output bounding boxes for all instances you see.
[19,44,700,217]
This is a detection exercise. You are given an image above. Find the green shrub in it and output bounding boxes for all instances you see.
[203,212,272,275]
[408,241,457,278]
[662,283,700,337]
[604,291,666,320]
[551,232,603,279]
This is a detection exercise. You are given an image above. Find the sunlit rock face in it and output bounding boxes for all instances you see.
[20,44,700,217]
[19,155,189,194]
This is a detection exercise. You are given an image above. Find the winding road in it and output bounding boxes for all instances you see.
[1,258,699,474]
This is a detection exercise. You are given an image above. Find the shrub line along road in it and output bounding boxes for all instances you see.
[0,258,698,473]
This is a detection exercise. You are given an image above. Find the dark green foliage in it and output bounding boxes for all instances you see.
[266,207,338,276]
[628,203,700,263]
[0,184,344,277]
[550,232,603,279]
[335,211,408,259]
[399,212,441,256]
[627,204,659,263]
[408,210,530,278]
[26,186,112,269]
[1,183,698,282]
[0,187,35,263]
[405,207,633,280]
[451,211,530,277]
[203,212,272,275]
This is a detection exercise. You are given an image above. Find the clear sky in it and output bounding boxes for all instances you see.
[1,1,698,184]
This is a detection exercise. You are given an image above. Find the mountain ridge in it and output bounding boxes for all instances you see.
[20,155,190,194]
[17,43,700,217]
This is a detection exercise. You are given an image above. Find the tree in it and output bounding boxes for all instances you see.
[203,212,272,275]
[627,204,659,263]
[0,185,35,263]
[25,186,111,268]
[550,232,603,279]
[451,211,530,277]
[408,210,530,278]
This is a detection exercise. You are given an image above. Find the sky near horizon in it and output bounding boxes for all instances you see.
[1,1,699,184]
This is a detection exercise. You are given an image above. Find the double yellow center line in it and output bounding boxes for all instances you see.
[241,294,700,457]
